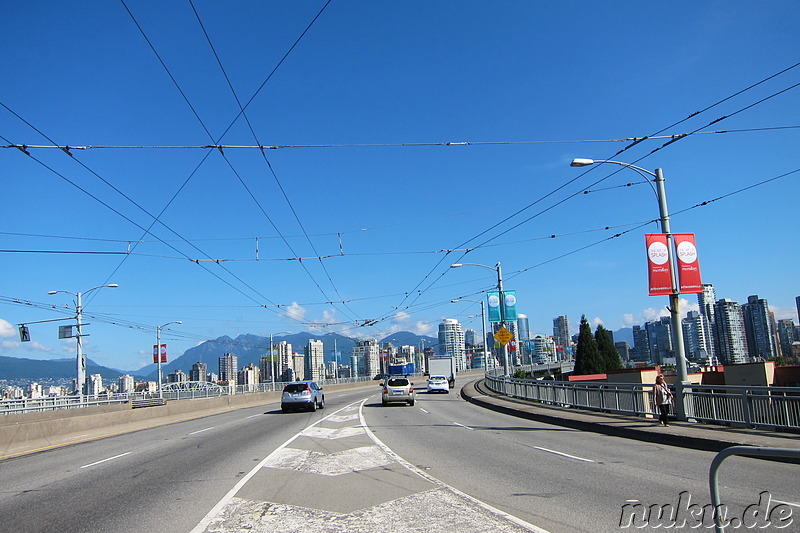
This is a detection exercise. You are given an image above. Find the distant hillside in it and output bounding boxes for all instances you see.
[141,331,438,379]
[0,355,144,384]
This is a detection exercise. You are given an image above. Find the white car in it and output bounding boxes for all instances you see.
[427,375,449,393]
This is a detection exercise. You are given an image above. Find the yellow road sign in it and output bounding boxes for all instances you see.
[494,327,513,345]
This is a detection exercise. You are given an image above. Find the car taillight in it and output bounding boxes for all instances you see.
[383,387,388,394]
[409,386,414,393]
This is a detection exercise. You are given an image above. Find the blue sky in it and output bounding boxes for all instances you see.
[2,1,798,371]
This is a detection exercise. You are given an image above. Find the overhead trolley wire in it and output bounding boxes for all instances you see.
[382,62,800,323]
[4,125,799,153]
[186,0,362,329]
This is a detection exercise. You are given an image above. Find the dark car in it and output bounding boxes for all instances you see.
[281,381,325,412]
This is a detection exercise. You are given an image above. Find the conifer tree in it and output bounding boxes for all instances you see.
[595,324,623,372]
[574,315,602,375]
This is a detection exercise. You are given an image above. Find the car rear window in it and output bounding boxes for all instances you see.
[387,378,409,386]
[284,383,310,393]
[430,376,446,380]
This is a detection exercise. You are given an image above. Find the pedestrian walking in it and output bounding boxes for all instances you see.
[653,375,673,426]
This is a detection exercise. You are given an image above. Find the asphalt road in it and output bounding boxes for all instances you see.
[1,382,797,532]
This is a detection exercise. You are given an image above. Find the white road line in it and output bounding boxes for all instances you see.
[532,445,594,463]
[419,408,429,413]
[245,414,261,419]
[359,401,547,532]
[189,427,215,435]
[453,422,474,430]
[80,452,131,469]
[190,401,367,533]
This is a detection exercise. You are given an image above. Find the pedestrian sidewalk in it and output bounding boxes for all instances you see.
[461,378,800,453]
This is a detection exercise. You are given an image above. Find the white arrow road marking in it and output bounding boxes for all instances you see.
[300,425,366,439]
[190,401,367,533]
[263,445,392,476]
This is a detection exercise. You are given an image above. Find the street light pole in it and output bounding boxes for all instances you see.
[570,159,690,418]
[48,284,118,402]
[450,262,510,376]
[451,299,491,372]
[156,321,182,398]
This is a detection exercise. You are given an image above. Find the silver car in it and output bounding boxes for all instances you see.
[381,376,415,406]
[281,381,325,412]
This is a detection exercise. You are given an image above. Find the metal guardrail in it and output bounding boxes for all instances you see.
[0,374,382,415]
[484,373,800,431]
[709,446,800,533]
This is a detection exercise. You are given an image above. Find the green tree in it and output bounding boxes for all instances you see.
[574,315,603,375]
[595,324,623,372]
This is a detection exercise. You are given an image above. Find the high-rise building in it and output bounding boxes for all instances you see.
[189,362,207,382]
[238,363,259,391]
[517,314,531,342]
[88,374,103,397]
[168,369,188,383]
[464,329,476,347]
[631,325,651,362]
[698,284,717,322]
[275,341,293,380]
[682,310,714,361]
[742,295,777,361]
[553,315,570,350]
[646,317,674,364]
[218,353,238,383]
[777,319,796,360]
[353,339,379,378]
[713,299,748,364]
[796,296,800,322]
[438,318,466,371]
[304,340,325,381]
[118,374,135,393]
[532,335,556,363]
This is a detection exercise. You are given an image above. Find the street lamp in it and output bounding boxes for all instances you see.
[156,321,182,398]
[48,284,119,400]
[451,299,492,372]
[450,262,510,375]
[570,158,690,416]
[270,331,291,391]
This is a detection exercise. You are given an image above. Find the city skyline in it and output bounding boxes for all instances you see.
[2,2,798,371]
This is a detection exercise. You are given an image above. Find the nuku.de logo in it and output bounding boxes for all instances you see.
[619,491,793,529]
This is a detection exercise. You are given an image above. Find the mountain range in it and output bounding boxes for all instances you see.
[1,328,635,384]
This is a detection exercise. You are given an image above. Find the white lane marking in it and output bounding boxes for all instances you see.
[419,408,429,413]
[453,422,474,430]
[190,400,369,533]
[81,452,131,469]
[359,401,548,532]
[245,414,261,419]
[532,445,594,463]
[189,427,215,435]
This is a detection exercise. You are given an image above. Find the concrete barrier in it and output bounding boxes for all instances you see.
[0,379,384,459]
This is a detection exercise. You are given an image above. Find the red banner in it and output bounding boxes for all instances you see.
[674,233,702,293]
[153,344,167,363]
[508,339,517,353]
[645,234,673,296]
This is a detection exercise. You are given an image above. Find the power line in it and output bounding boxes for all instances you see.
[4,125,799,152]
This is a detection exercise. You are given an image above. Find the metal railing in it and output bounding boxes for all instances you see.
[0,374,381,415]
[709,446,800,533]
[484,373,800,431]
